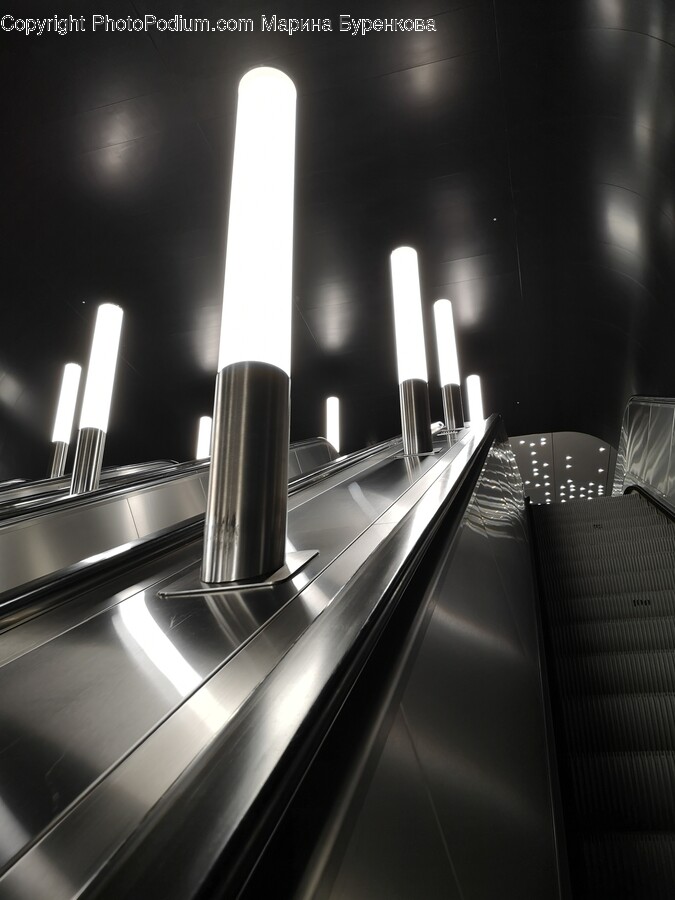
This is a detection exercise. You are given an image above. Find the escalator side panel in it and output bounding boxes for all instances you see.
[302,441,563,900]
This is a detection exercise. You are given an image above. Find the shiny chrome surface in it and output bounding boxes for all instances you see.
[288,437,338,479]
[161,549,318,596]
[70,427,106,495]
[613,396,675,514]
[0,435,395,601]
[48,441,67,479]
[202,362,290,583]
[303,439,562,899]
[441,382,456,431]
[399,378,433,456]
[0,423,486,897]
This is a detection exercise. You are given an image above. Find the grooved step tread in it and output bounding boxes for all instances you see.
[562,694,675,753]
[556,652,675,695]
[552,617,675,655]
[579,831,675,900]
[532,493,675,897]
[571,751,675,830]
[546,591,675,625]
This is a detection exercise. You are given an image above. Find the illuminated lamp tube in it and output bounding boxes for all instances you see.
[466,374,484,425]
[196,416,212,459]
[390,247,433,455]
[70,303,123,495]
[432,299,464,431]
[48,363,81,477]
[326,396,340,454]
[201,67,297,585]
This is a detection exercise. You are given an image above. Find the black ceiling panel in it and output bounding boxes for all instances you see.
[1,0,674,477]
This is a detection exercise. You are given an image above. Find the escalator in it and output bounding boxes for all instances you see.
[531,491,675,899]
[1,399,672,898]
[0,421,479,899]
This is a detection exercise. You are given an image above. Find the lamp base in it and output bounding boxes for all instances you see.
[158,549,318,598]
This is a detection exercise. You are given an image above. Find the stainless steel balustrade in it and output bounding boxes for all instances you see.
[613,395,675,513]
[0,439,350,601]
[0,426,471,893]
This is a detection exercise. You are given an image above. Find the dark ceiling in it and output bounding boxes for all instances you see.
[1,0,674,478]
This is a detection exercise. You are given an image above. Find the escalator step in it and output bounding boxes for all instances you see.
[538,549,675,581]
[571,751,675,830]
[552,617,675,655]
[562,694,675,753]
[532,493,675,897]
[537,535,675,564]
[542,568,675,601]
[579,832,675,900]
[546,591,675,625]
[556,652,675,696]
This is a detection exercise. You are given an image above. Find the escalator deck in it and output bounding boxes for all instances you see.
[532,493,675,899]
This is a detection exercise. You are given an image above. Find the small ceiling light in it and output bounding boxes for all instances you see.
[565,455,572,460]
[519,440,525,444]
[598,468,604,473]
[599,447,606,452]
[530,442,535,447]
[525,480,531,485]
[543,462,549,467]
[566,464,572,469]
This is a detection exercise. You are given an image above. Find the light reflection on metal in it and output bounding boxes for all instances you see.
[116,595,228,735]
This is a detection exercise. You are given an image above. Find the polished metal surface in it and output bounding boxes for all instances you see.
[303,439,563,899]
[0,468,207,599]
[161,549,318,596]
[441,382,456,432]
[48,441,67,479]
[613,396,675,514]
[289,438,338,478]
[202,361,290,584]
[70,427,106,495]
[0,435,393,601]
[0,423,488,898]
[399,378,433,456]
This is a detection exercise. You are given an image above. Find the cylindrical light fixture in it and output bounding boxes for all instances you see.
[49,363,81,478]
[202,67,296,585]
[70,303,124,494]
[326,396,340,454]
[433,299,464,431]
[466,374,485,424]
[390,247,432,455]
[196,416,212,459]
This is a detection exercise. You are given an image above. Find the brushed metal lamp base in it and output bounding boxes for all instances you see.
[158,549,318,598]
